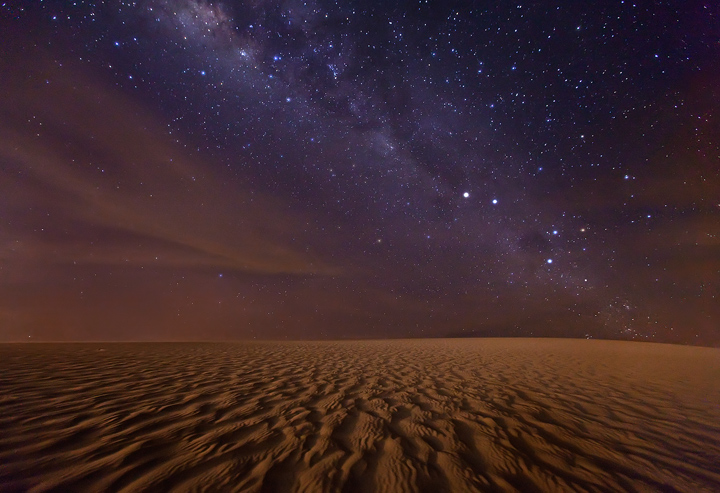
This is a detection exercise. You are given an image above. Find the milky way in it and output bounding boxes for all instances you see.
[0,1,718,343]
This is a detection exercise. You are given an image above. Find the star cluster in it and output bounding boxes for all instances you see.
[0,0,718,343]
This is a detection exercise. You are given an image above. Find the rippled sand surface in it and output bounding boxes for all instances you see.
[1,339,719,492]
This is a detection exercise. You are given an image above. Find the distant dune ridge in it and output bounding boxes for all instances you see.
[0,339,719,492]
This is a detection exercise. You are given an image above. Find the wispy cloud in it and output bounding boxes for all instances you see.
[0,57,337,278]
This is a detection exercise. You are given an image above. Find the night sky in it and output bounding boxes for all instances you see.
[1,0,718,344]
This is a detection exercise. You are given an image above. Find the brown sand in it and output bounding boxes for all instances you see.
[0,339,718,492]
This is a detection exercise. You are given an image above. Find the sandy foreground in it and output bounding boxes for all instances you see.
[0,339,719,492]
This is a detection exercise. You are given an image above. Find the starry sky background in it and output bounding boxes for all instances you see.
[1,0,718,344]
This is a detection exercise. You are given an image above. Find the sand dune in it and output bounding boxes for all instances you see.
[0,339,719,492]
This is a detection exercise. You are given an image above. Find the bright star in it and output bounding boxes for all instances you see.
[463,192,470,198]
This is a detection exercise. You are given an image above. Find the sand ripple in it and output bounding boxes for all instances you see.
[0,339,719,492]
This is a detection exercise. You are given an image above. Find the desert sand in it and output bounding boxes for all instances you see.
[0,339,719,492]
